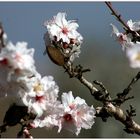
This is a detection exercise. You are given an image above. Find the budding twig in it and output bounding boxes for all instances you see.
[105,1,140,41]
[105,2,131,32]
[123,71,140,95]
[111,71,140,106]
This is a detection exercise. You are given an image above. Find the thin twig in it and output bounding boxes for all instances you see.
[0,22,5,49]
[105,1,140,42]
[123,71,140,95]
[105,2,131,32]
[111,71,140,106]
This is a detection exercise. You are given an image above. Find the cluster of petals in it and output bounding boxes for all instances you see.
[57,91,96,135]
[111,19,140,68]
[45,12,83,44]
[0,41,35,74]
[44,12,83,62]
[22,75,59,117]
[0,31,96,135]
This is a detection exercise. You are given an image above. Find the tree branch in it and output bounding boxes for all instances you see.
[96,103,140,135]
[63,62,140,135]
[105,2,131,32]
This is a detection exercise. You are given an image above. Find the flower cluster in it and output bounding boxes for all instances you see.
[0,17,95,135]
[111,20,140,68]
[44,12,83,63]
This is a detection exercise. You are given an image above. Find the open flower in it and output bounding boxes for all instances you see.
[0,41,35,78]
[58,91,96,135]
[111,23,140,69]
[22,75,59,117]
[110,24,133,50]
[44,12,83,63]
[44,12,83,44]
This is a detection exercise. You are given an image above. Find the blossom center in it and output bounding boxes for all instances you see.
[35,95,44,102]
[69,104,75,110]
[62,27,69,35]
[0,58,8,65]
[15,53,23,63]
[63,113,73,122]
[33,83,43,92]
[118,34,127,44]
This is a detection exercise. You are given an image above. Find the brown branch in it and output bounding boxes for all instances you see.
[123,71,140,95]
[63,63,98,92]
[96,103,140,135]
[0,22,6,50]
[105,2,131,32]
[107,72,140,107]
[63,62,140,135]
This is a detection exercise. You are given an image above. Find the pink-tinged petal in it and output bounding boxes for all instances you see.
[55,12,67,28]
[67,21,79,30]
[74,96,86,105]
[32,103,44,117]
[61,91,74,108]
[49,24,61,37]
[110,23,120,36]
[58,32,70,43]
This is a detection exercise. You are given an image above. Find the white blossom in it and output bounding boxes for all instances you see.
[111,23,140,69]
[44,12,83,44]
[32,101,64,129]
[22,75,59,117]
[58,91,96,135]
[110,23,133,50]
[0,41,35,78]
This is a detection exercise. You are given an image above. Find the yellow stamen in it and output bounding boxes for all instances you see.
[33,83,43,92]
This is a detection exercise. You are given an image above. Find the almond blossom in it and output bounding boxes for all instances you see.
[57,91,96,135]
[111,24,133,50]
[44,12,83,63]
[44,12,83,44]
[22,75,59,117]
[111,23,140,68]
[31,101,64,129]
[0,41,36,78]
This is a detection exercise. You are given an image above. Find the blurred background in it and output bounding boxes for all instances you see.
[0,1,140,138]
